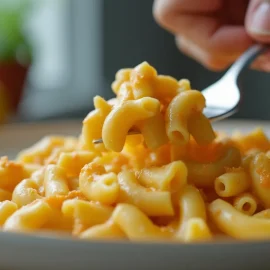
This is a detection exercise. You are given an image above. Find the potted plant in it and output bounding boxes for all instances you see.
[0,0,32,122]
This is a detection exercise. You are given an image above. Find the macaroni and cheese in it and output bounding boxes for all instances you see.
[1,62,270,242]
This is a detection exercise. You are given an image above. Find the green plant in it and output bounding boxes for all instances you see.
[0,0,32,65]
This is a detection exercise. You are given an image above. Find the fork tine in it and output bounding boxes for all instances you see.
[93,130,140,144]
[93,138,105,144]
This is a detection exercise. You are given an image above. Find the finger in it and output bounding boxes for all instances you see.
[245,0,270,43]
[176,36,236,71]
[153,0,223,33]
[166,15,253,55]
[154,0,253,56]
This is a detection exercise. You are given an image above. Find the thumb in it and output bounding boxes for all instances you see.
[245,0,270,43]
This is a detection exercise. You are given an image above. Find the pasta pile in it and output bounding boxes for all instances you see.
[1,62,270,242]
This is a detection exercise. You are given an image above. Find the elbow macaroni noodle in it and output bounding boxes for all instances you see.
[1,62,270,242]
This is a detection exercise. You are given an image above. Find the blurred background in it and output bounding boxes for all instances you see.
[0,0,269,124]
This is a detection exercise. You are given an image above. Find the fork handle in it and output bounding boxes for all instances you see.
[224,44,268,80]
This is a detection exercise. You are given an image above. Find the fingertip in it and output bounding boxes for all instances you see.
[246,0,270,43]
[152,0,163,25]
[153,0,176,30]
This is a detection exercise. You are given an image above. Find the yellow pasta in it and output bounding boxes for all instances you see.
[153,75,179,102]
[82,96,112,150]
[233,193,257,216]
[178,79,191,92]
[79,221,125,240]
[176,185,206,240]
[131,77,153,100]
[129,62,157,99]
[186,146,241,187]
[2,62,270,242]
[135,161,187,192]
[0,189,12,202]
[232,128,270,153]
[214,169,250,197]
[62,199,113,228]
[44,165,69,197]
[57,151,95,177]
[183,218,212,242]
[102,97,160,151]
[254,209,270,219]
[111,68,132,94]
[118,171,174,216]
[187,112,216,145]
[17,136,77,164]
[31,168,45,195]
[23,163,42,178]
[165,90,214,145]
[68,177,79,191]
[12,179,42,207]
[249,152,270,208]
[0,157,24,190]
[116,82,134,104]
[209,199,270,240]
[42,203,73,232]
[137,111,168,149]
[4,200,52,232]
[79,163,119,205]
[112,204,171,241]
[0,201,18,225]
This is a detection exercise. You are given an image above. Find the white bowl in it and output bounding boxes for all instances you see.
[0,119,269,270]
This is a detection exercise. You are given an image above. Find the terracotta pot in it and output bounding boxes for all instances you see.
[0,62,29,111]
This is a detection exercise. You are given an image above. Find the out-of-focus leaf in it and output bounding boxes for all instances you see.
[0,0,33,63]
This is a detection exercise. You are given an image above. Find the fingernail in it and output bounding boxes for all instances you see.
[250,0,270,35]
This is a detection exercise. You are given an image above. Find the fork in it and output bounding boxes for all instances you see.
[203,44,268,121]
[93,44,268,145]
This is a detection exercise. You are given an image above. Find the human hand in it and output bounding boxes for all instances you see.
[153,0,270,71]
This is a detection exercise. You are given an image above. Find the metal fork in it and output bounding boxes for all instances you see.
[203,44,268,121]
[93,44,268,145]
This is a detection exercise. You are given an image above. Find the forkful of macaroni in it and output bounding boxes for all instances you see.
[93,44,268,145]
